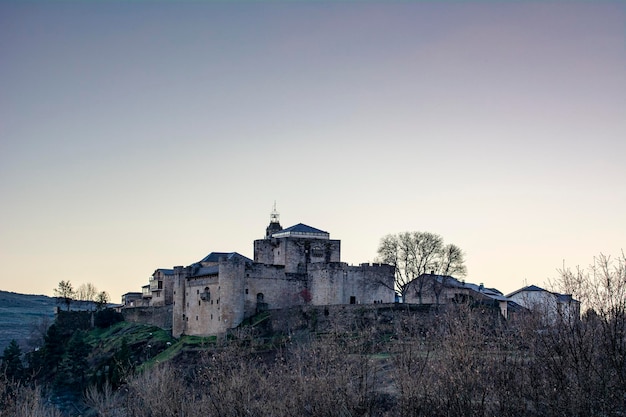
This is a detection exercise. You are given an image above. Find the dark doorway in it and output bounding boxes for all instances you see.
[350,296,356,304]
[256,293,268,313]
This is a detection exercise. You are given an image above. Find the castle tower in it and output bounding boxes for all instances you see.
[265,202,282,238]
[217,255,246,330]
[172,266,187,338]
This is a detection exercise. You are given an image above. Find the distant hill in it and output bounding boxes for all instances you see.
[0,290,58,353]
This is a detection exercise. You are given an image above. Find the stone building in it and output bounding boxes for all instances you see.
[404,273,513,318]
[170,211,395,337]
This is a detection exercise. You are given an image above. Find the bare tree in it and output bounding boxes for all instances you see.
[436,243,467,277]
[75,283,98,310]
[430,243,467,306]
[376,232,466,303]
[95,291,110,311]
[53,280,75,311]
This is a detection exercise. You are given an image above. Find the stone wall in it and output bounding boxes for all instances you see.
[267,303,435,336]
[347,263,396,304]
[253,237,341,273]
[308,262,395,306]
[181,275,220,336]
[217,256,246,332]
[244,264,308,314]
[172,266,186,337]
[122,305,173,331]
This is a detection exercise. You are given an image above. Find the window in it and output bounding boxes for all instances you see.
[196,316,198,320]
[197,289,199,294]
[198,300,201,306]
[245,289,249,294]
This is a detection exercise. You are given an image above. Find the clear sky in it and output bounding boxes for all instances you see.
[1,1,624,303]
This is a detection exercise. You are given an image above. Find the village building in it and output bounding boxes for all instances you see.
[403,273,514,319]
[121,292,143,307]
[506,284,580,324]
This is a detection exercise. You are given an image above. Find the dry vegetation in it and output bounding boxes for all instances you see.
[2,253,625,416]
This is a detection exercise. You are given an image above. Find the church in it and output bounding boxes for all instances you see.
[165,209,395,337]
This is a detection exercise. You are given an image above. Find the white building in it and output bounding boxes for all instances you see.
[506,285,580,324]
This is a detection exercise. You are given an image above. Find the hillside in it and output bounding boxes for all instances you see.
[0,290,57,353]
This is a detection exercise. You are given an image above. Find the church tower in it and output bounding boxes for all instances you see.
[265,202,282,238]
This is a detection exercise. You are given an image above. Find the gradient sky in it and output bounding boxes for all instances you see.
[1,1,624,303]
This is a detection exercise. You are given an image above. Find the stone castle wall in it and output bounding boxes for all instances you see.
[218,257,246,333]
[254,238,341,273]
[243,264,307,314]
[179,275,220,337]
[308,263,395,305]
[172,266,187,337]
[123,305,173,331]
[267,303,434,336]
[150,222,395,338]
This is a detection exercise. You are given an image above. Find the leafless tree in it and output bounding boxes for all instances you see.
[75,283,98,310]
[95,291,110,311]
[53,280,75,311]
[377,232,466,303]
[0,377,62,417]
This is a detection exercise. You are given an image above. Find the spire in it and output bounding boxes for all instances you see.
[266,201,282,238]
[270,201,280,224]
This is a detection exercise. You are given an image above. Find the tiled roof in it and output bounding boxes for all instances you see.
[191,265,219,277]
[505,285,579,303]
[270,223,330,239]
[277,223,328,235]
[506,284,547,298]
[186,252,253,277]
[419,274,510,302]
[199,252,252,264]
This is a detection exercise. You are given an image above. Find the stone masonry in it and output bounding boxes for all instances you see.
[135,210,395,338]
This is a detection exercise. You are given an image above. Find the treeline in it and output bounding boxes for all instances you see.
[53,281,110,311]
[2,253,625,417]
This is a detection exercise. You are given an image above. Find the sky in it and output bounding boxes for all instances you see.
[1,1,624,304]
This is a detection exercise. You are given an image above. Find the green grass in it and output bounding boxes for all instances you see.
[138,334,218,370]
[238,310,271,328]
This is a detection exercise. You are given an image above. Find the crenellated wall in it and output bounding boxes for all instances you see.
[254,237,340,273]
[144,222,395,337]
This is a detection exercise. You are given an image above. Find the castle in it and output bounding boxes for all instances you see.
[126,209,395,337]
